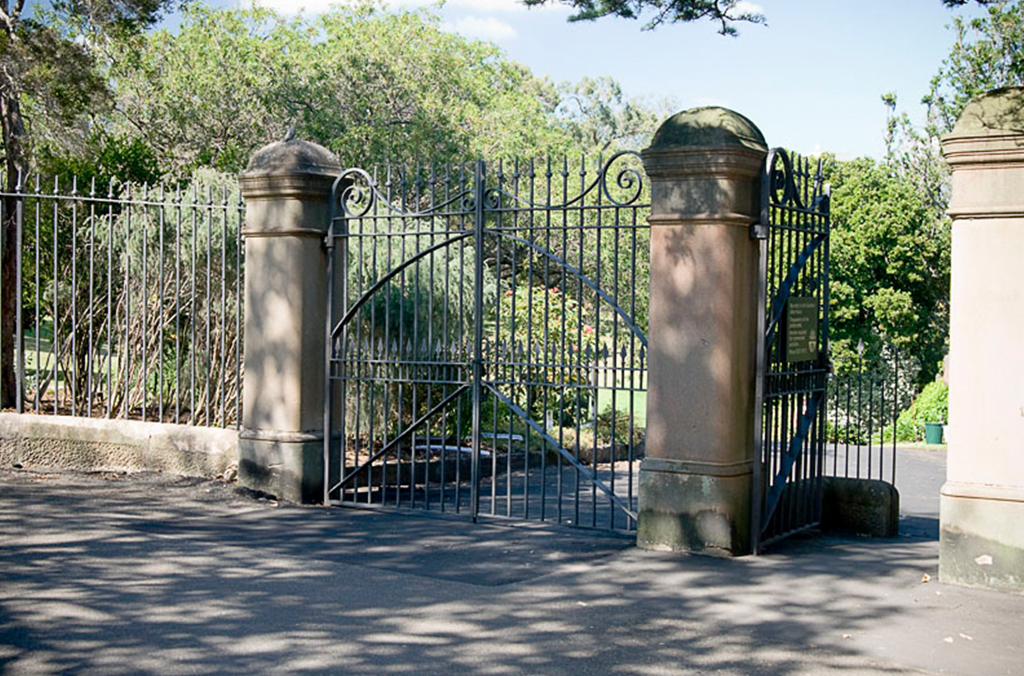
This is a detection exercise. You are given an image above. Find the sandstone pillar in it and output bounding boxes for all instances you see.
[637,107,767,555]
[238,139,341,503]
[939,87,1024,591]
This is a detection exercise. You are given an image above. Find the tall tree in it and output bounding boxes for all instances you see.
[0,0,180,408]
[104,5,571,175]
[825,156,951,385]
[924,0,1024,134]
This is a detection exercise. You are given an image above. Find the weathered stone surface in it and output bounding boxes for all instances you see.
[238,137,342,504]
[636,107,765,556]
[820,477,899,538]
[637,457,752,555]
[940,484,1024,592]
[0,413,237,476]
[648,107,767,152]
[946,86,1024,138]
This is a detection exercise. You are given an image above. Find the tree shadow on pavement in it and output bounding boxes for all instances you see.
[0,469,1013,676]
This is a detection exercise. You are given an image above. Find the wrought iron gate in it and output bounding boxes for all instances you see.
[751,149,831,552]
[324,155,649,532]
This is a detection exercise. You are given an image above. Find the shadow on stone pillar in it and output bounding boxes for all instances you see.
[637,107,767,556]
[237,138,341,503]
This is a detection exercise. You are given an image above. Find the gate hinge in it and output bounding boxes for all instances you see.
[750,223,769,240]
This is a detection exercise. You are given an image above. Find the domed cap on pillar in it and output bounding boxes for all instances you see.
[240,138,341,199]
[941,87,1024,172]
[641,107,767,184]
[945,86,1024,140]
[647,106,767,154]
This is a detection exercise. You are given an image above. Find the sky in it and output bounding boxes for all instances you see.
[237,0,985,160]
[26,0,988,160]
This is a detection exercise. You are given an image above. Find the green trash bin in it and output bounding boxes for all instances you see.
[924,422,944,444]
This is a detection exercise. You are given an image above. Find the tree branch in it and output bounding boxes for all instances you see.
[0,5,17,40]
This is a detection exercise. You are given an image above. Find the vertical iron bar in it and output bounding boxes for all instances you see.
[750,151,771,553]
[205,186,213,425]
[141,184,148,422]
[857,352,863,478]
[190,183,197,423]
[34,175,41,413]
[470,159,485,521]
[14,172,24,413]
[175,185,182,423]
[123,184,131,418]
[158,185,165,421]
[71,177,78,415]
[324,179,338,505]
[105,179,114,418]
[236,190,243,429]
[220,186,228,427]
[86,178,96,416]
[892,348,899,484]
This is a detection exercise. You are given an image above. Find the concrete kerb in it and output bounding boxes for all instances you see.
[0,412,237,477]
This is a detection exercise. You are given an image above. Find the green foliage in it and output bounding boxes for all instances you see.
[35,133,161,188]
[104,3,572,176]
[554,76,671,153]
[925,0,1024,135]
[883,380,949,443]
[494,281,597,425]
[825,156,950,384]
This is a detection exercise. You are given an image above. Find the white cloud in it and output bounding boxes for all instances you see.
[442,15,518,40]
[733,1,764,15]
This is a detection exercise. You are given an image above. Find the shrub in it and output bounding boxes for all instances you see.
[883,380,948,443]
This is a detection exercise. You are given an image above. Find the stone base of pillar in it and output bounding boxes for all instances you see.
[940,482,1024,592]
[238,429,323,503]
[637,457,752,556]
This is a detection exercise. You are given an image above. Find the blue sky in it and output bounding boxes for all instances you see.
[241,0,985,160]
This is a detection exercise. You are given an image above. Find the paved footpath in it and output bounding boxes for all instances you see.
[1,450,1021,676]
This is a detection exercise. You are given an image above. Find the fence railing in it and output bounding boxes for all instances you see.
[0,172,244,428]
[824,348,914,485]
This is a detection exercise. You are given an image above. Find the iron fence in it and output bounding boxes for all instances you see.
[0,171,244,428]
[825,347,913,485]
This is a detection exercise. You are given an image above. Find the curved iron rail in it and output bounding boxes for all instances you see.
[334,166,476,219]
[483,151,646,210]
[764,148,829,215]
[329,231,473,341]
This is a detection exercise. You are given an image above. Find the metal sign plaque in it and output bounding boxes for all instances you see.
[786,296,819,363]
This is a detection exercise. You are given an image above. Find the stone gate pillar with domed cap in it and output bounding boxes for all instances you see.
[939,87,1024,592]
[238,138,341,503]
[638,107,768,555]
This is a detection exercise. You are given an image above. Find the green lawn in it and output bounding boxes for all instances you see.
[596,389,647,427]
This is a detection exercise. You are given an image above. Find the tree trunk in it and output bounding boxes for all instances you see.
[1,65,27,409]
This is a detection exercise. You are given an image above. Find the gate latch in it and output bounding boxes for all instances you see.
[749,223,769,240]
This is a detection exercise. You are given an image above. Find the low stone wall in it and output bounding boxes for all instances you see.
[0,413,238,477]
[821,477,900,538]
